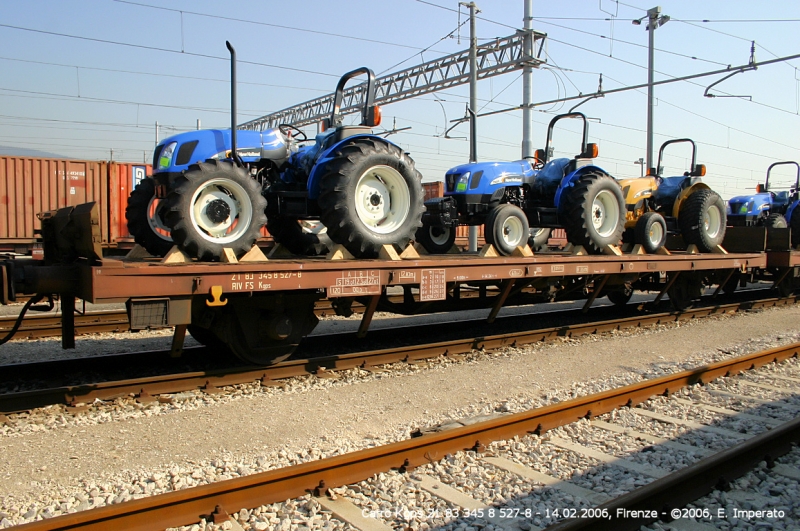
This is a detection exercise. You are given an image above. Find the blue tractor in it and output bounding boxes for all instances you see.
[126,44,424,262]
[727,161,800,247]
[416,112,625,255]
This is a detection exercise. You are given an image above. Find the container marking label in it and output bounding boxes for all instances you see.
[551,264,565,273]
[420,269,447,301]
[328,270,381,296]
[576,266,589,274]
[509,268,523,277]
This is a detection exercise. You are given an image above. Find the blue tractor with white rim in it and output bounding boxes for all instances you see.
[416,112,626,255]
[727,161,800,247]
[126,45,424,262]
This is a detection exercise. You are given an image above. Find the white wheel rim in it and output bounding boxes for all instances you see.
[648,221,663,246]
[704,204,722,238]
[592,189,619,238]
[531,228,547,238]
[501,216,525,247]
[147,196,173,242]
[429,226,452,246]
[354,165,410,234]
[188,178,253,244]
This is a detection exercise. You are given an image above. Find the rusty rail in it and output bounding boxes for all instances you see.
[13,341,800,531]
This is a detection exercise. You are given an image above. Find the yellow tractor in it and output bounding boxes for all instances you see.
[618,139,726,253]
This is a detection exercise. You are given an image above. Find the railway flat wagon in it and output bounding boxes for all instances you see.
[0,156,151,255]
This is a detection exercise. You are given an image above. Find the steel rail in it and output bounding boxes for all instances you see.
[0,295,796,414]
[12,341,799,531]
[544,420,800,531]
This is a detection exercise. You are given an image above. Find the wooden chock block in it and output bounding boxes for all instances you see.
[602,244,623,256]
[512,244,534,257]
[267,243,294,259]
[569,245,587,256]
[326,244,355,261]
[161,246,191,264]
[125,244,154,260]
[620,242,633,253]
[413,242,429,255]
[221,248,238,263]
[629,244,646,255]
[478,244,499,258]
[400,243,421,259]
[712,245,728,255]
[685,244,700,255]
[655,246,672,255]
[378,244,401,261]
[240,245,268,262]
[446,244,462,254]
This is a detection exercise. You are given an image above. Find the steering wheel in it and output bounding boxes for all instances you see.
[278,124,308,142]
[531,156,545,171]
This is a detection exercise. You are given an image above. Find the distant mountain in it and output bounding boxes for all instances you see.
[0,146,72,159]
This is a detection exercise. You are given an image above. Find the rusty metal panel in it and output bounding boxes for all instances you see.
[108,162,152,244]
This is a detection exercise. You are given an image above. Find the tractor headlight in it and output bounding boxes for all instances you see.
[157,142,177,170]
[455,172,470,192]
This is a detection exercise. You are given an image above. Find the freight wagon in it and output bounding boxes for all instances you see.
[0,156,150,255]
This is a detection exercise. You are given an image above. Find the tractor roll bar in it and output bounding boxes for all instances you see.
[328,67,377,129]
[765,161,800,192]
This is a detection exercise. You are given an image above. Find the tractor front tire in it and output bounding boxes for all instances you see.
[165,160,267,261]
[416,221,457,254]
[267,218,331,256]
[319,138,424,258]
[126,177,174,257]
[678,189,726,253]
[562,172,625,254]
[485,204,530,256]
[528,227,551,251]
[634,211,667,254]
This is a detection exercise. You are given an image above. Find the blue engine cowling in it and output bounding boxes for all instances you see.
[726,192,774,226]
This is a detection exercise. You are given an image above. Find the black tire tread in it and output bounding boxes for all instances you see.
[126,177,173,257]
[561,172,625,254]
[678,189,726,252]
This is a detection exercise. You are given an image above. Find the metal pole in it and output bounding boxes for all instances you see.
[645,6,660,171]
[521,0,534,159]
[463,1,480,252]
[197,119,201,130]
[155,121,159,145]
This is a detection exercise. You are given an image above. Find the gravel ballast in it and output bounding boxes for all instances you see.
[0,304,799,528]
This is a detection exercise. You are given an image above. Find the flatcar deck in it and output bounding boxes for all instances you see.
[19,247,766,305]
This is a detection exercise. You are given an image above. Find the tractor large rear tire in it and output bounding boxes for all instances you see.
[678,189,726,252]
[562,172,625,254]
[165,160,267,261]
[267,218,331,256]
[318,138,424,258]
[126,177,174,257]
[765,213,787,229]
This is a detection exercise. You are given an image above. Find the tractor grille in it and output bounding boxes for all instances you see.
[728,201,754,215]
[445,173,460,192]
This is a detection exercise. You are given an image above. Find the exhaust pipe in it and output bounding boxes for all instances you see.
[226,41,241,166]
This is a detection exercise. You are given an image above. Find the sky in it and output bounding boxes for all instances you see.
[1,0,799,200]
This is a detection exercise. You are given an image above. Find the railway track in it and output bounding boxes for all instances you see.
[0,293,796,415]
[11,342,799,531]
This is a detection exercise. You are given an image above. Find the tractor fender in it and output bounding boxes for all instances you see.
[554,165,612,215]
[306,134,404,200]
[671,182,711,219]
[785,200,800,224]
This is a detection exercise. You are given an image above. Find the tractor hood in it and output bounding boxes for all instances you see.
[444,160,536,194]
[727,193,772,215]
[152,128,289,174]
